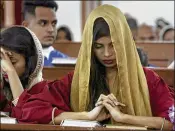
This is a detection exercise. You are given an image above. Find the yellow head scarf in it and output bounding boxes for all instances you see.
[71,4,152,118]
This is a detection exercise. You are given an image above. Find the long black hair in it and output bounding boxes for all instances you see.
[88,18,110,110]
[0,27,37,101]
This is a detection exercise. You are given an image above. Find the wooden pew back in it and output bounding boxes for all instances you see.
[53,41,174,67]
[53,42,80,57]
[136,42,174,67]
[1,123,147,131]
[43,67,174,88]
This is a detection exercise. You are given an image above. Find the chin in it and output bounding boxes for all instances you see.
[103,64,117,68]
[42,43,52,48]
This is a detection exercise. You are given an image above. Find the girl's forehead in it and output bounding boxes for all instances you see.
[3,48,21,57]
[3,48,14,53]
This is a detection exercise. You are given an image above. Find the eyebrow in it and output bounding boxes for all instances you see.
[38,19,57,23]
[94,41,112,45]
[38,19,48,22]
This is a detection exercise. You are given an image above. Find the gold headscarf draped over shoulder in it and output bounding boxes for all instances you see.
[71,4,152,118]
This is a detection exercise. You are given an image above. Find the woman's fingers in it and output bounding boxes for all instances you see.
[96,94,126,107]
[108,94,118,107]
[1,48,11,60]
[97,94,107,102]
[116,102,126,107]
[103,100,113,111]
[96,98,115,107]
[108,93,126,107]
[0,48,5,59]
[103,98,116,107]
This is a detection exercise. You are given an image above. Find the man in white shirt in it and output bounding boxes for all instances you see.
[22,0,68,66]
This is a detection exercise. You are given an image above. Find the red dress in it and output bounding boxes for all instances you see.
[0,68,174,124]
[0,72,73,124]
[143,67,174,124]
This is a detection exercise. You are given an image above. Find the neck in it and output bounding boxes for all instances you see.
[106,67,117,79]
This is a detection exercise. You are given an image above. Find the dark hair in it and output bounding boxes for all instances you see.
[88,18,110,110]
[22,0,58,20]
[137,47,148,67]
[0,27,37,101]
[56,26,73,41]
[126,17,138,30]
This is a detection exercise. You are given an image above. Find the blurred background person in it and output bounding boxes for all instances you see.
[159,25,174,41]
[56,26,73,42]
[125,13,138,41]
[137,47,148,67]
[136,24,157,41]
[137,47,156,67]
[155,17,170,40]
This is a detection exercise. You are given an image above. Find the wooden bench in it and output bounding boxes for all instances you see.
[0,124,132,131]
[53,41,80,57]
[43,67,174,88]
[136,42,174,67]
[150,68,174,88]
[43,66,74,80]
[53,41,174,67]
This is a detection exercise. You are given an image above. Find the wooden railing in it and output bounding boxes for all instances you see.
[0,123,149,131]
[53,41,174,67]
[43,67,174,88]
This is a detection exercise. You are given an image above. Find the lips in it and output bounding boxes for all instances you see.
[103,60,113,64]
[44,36,55,40]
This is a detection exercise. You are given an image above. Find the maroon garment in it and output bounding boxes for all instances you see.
[11,72,72,124]
[143,67,174,122]
[0,69,174,124]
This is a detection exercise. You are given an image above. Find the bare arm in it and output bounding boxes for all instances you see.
[6,70,24,99]
[50,105,110,125]
[51,112,89,125]
[1,49,23,100]
[97,94,173,130]
[120,114,173,130]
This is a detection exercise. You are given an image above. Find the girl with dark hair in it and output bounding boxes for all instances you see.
[0,26,108,125]
[68,5,174,130]
[47,5,174,129]
[0,26,73,124]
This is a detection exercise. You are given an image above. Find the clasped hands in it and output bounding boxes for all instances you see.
[88,94,126,122]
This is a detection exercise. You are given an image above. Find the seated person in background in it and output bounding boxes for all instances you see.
[137,47,148,66]
[155,17,170,40]
[0,26,72,124]
[65,5,173,130]
[159,25,175,41]
[125,13,138,41]
[137,47,156,67]
[22,0,68,66]
[136,24,157,41]
[56,26,73,42]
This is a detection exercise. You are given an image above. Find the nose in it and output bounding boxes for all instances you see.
[47,24,54,32]
[104,47,112,57]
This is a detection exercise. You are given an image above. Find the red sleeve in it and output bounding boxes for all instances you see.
[11,72,73,124]
[143,67,174,122]
[0,84,12,113]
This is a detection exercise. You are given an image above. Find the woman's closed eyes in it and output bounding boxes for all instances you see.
[94,42,103,49]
